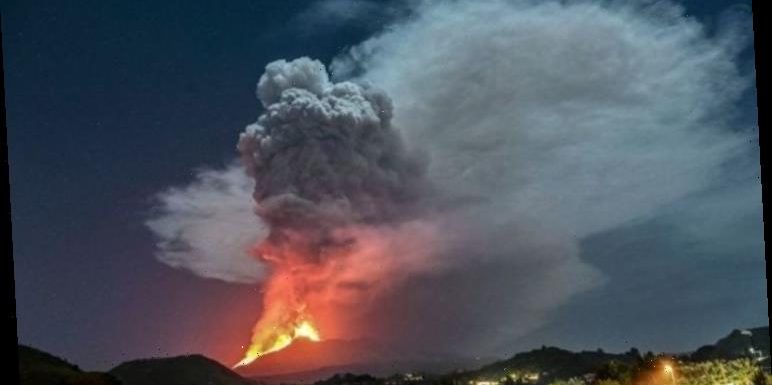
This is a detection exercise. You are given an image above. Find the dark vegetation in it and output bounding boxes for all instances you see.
[18,345,121,385]
[451,346,644,384]
[690,327,770,362]
[109,354,259,385]
[18,326,769,385]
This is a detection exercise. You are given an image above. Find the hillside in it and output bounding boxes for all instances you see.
[109,354,258,385]
[253,358,479,384]
[18,345,121,385]
[446,326,770,385]
[453,346,643,384]
[236,338,386,377]
[690,326,769,363]
[237,338,479,381]
[17,325,770,385]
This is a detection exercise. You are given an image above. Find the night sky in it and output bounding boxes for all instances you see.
[3,0,766,371]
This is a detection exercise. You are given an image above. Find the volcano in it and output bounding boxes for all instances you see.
[235,338,389,378]
[234,338,477,382]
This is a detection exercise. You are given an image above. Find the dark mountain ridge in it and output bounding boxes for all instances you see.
[109,354,258,385]
[450,345,644,384]
[18,325,769,385]
[690,326,770,361]
[18,345,121,385]
[236,337,481,381]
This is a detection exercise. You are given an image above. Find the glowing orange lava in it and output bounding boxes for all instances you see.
[234,318,320,368]
[232,248,327,369]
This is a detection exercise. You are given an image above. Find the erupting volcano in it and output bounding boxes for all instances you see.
[234,318,319,368]
[143,0,756,375]
[230,57,434,370]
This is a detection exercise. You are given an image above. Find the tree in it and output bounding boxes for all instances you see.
[595,361,634,383]
[752,370,772,385]
[627,348,641,360]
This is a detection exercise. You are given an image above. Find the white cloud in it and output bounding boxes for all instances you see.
[329,0,755,352]
[145,163,268,284]
[333,0,753,237]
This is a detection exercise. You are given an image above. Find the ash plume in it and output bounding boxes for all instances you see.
[237,57,428,259]
[146,0,756,359]
[231,58,442,366]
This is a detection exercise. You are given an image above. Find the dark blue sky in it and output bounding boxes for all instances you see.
[2,0,765,371]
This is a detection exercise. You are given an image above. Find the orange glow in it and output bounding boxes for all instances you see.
[233,221,442,371]
[294,320,321,341]
[232,241,329,370]
[233,318,320,368]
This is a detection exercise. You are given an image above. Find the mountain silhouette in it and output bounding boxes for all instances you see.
[110,354,258,385]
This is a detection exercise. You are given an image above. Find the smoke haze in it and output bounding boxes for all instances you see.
[146,0,756,358]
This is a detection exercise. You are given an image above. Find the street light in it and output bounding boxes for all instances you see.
[663,364,676,385]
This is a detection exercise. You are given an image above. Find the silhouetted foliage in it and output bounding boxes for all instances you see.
[18,345,122,385]
[109,354,257,385]
[594,361,635,383]
[315,373,380,385]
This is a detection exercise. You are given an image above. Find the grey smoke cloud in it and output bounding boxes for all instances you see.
[237,57,427,264]
[332,0,750,237]
[146,0,756,355]
[326,0,753,352]
[240,57,425,223]
[145,164,267,283]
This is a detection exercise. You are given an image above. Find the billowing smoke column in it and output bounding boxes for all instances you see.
[146,0,755,365]
[233,58,438,367]
[238,58,426,246]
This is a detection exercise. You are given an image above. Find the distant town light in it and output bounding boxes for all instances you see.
[471,380,500,385]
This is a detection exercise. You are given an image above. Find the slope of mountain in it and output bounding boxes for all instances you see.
[252,358,479,384]
[448,326,770,384]
[236,338,388,377]
[455,346,643,383]
[109,354,258,385]
[18,325,770,385]
[690,326,770,362]
[236,338,479,382]
[18,345,121,385]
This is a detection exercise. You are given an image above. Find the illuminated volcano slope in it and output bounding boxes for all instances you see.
[235,338,385,377]
[234,338,475,380]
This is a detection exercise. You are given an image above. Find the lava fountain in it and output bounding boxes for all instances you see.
[234,317,319,368]
[232,242,329,368]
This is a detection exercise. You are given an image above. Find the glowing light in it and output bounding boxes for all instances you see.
[294,320,321,342]
[662,362,676,385]
[470,381,500,385]
[233,319,321,368]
